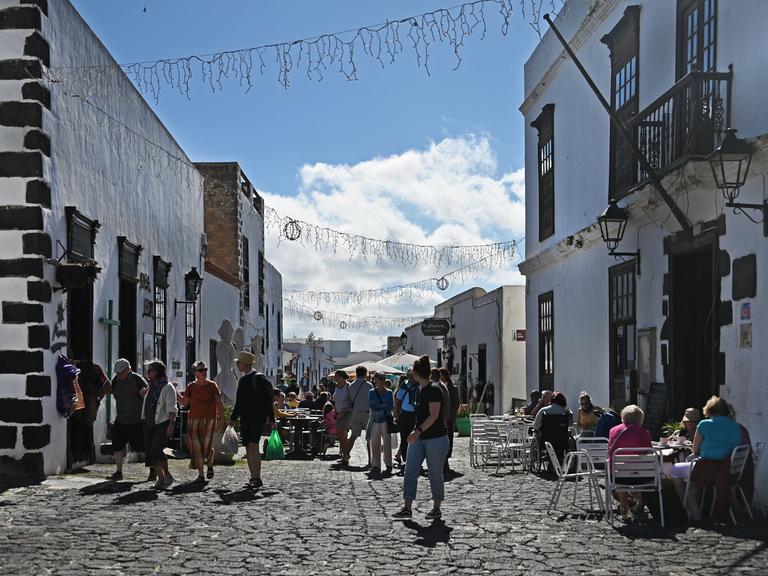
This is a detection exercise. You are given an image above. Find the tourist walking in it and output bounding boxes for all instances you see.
[332,370,352,464]
[368,372,394,477]
[101,358,149,482]
[141,360,178,489]
[344,366,372,466]
[394,355,450,520]
[393,371,417,467]
[179,361,224,483]
[439,368,460,473]
[228,351,275,489]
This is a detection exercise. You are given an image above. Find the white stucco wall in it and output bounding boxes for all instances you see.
[0,0,205,473]
[264,259,283,382]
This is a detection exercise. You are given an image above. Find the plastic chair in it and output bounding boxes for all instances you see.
[607,448,665,528]
[546,442,604,514]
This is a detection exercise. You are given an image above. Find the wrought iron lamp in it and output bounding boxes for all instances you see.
[400,331,408,351]
[597,199,640,274]
[707,128,766,236]
[175,266,203,314]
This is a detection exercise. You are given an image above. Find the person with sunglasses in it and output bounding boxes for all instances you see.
[179,360,224,483]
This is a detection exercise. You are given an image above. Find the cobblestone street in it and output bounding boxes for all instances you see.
[1,437,766,576]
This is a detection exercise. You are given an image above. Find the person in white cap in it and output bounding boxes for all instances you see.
[229,351,275,489]
[100,358,149,482]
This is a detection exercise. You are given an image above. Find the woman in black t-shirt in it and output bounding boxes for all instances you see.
[393,355,449,521]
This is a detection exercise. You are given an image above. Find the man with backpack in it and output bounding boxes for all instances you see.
[102,358,150,482]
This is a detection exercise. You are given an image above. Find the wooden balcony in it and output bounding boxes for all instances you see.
[613,68,732,198]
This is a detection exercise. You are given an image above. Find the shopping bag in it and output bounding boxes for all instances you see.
[222,425,239,455]
[264,429,285,461]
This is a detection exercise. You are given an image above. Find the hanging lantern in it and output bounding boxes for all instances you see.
[284,219,302,241]
[339,321,347,330]
[597,199,629,253]
[313,310,323,321]
[436,276,449,291]
[707,128,754,203]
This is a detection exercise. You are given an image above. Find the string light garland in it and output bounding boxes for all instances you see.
[280,247,522,307]
[282,299,427,332]
[45,0,559,101]
[265,206,519,269]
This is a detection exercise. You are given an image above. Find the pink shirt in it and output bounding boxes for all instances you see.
[324,411,337,436]
[607,423,652,461]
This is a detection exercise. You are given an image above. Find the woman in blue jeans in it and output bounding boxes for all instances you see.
[393,355,449,520]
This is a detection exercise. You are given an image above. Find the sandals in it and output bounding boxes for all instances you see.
[206,467,214,480]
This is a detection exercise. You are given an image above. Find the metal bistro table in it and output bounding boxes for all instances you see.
[280,414,320,459]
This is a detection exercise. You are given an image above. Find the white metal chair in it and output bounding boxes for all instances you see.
[685,444,754,525]
[607,448,665,528]
[504,424,530,472]
[469,414,490,467]
[576,437,610,509]
[545,442,604,514]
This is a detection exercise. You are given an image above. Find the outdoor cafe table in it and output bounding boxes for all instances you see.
[651,440,693,476]
[278,413,322,459]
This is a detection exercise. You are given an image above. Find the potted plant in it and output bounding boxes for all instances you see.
[455,403,470,437]
[661,419,683,438]
[56,260,101,290]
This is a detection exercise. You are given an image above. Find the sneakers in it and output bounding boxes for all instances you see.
[248,478,263,489]
[425,508,442,520]
[105,470,123,481]
[392,507,412,519]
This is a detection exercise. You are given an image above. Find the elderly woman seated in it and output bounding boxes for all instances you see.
[607,404,652,521]
[668,396,747,521]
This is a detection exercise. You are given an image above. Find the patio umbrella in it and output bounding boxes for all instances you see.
[380,352,435,372]
[340,361,405,376]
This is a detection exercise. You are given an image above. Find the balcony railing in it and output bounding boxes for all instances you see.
[614,69,732,197]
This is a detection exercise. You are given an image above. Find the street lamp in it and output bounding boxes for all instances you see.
[400,331,408,352]
[707,128,766,237]
[175,266,203,313]
[597,199,640,273]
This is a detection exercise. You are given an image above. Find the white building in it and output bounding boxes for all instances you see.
[197,162,283,394]
[0,1,284,475]
[404,285,526,414]
[0,0,205,474]
[519,0,768,498]
[282,337,338,386]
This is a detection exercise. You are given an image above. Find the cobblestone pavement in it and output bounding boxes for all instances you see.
[1,437,767,576]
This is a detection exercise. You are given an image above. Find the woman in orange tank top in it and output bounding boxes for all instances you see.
[180,361,224,482]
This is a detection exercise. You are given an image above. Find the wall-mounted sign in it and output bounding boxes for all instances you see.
[142,298,154,317]
[514,329,526,342]
[171,360,181,370]
[741,302,751,321]
[740,323,752,349]
[139,272,151,291]
[421,318,450,337]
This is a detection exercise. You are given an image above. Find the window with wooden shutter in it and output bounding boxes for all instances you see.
[531,104,555,241]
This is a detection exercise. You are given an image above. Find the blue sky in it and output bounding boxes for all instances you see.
[70,0,544,348]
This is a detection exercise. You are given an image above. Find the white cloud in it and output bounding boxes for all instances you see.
[262,135,525,350]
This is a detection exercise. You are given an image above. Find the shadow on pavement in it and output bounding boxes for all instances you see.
[168,481,208,495]
[212,488,279,505]
[112,489,159,505]
[402,519,453,548]
[80,481,137,495]
[443,471,464,482]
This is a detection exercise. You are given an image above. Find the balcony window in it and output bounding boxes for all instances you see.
[531,104,555,241]
[677,0,717,79]
[602,5,640,198]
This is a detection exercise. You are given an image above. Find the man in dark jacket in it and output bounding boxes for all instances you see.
[229,351,275,489]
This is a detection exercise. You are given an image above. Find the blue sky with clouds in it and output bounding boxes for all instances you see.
[70,0,545,348]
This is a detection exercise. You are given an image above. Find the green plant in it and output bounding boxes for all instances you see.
[661,420,683,437]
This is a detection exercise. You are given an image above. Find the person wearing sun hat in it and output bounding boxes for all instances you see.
[229,350,275,489]
[100,358,149,482]
[679,407,701,440]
